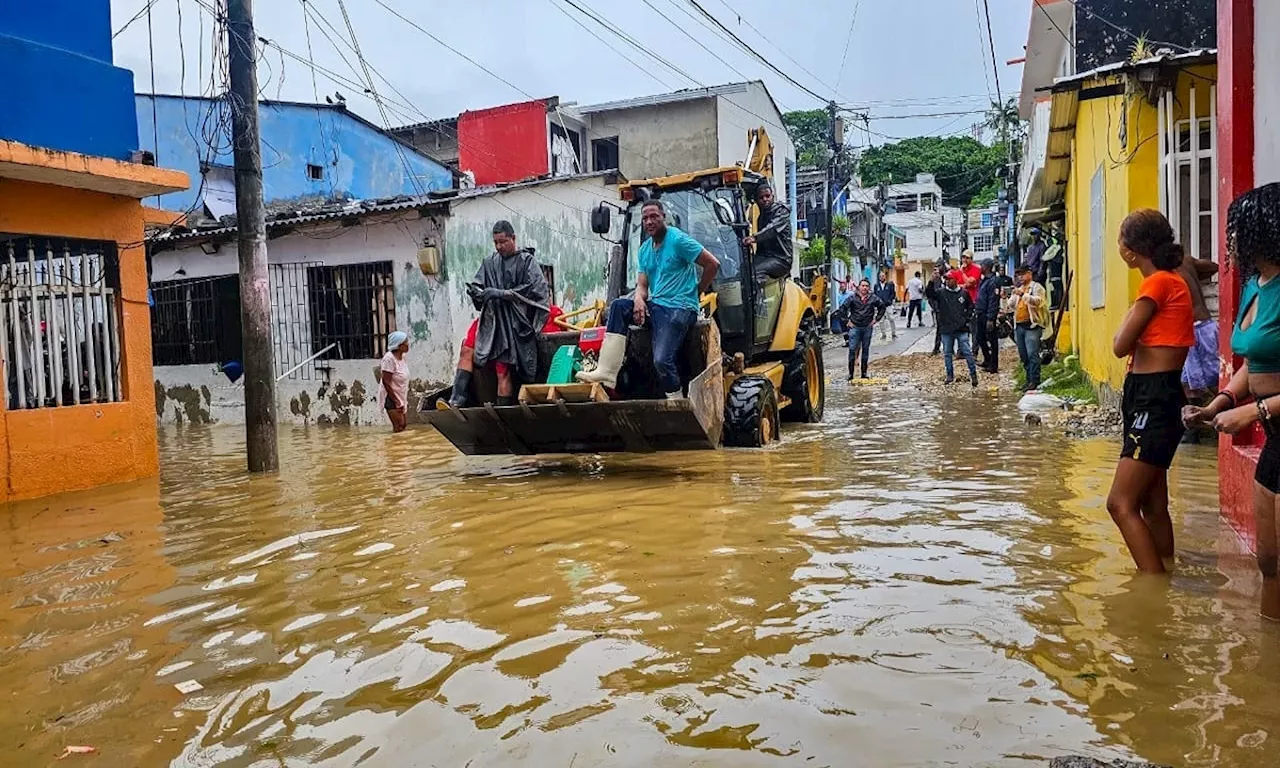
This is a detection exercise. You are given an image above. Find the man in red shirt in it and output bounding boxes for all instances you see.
[949,250,983,303]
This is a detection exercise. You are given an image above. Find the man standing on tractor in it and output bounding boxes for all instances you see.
[577,199,720,399]
[446,221,550,408]
[743,184,792,280]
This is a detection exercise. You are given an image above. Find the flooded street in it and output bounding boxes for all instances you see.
[2,381,1277,767]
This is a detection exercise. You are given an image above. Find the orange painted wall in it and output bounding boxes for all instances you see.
[0,178,159,502]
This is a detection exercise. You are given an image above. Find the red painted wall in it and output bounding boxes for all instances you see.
[1217,0,1258,548]
[457,100,549,186]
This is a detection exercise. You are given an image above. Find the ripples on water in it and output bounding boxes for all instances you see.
[1,385,1277,767]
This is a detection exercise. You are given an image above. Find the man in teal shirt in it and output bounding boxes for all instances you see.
[578,199,719,398]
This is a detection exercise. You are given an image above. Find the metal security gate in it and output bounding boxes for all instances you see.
[270,262,321,381]
[0,235,123,409]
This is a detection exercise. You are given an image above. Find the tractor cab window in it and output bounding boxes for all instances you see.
[626,189,747,335]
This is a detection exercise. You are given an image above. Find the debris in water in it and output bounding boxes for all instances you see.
[1048,758,1171,768]
[56,746,97,759]
[174,679,204,694]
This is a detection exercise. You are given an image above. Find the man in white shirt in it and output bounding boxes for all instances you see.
[905,271,925,328]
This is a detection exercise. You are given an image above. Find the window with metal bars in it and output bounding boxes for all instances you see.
[306,261,396,360]
[0,235,124,409]
[150,275,243,366]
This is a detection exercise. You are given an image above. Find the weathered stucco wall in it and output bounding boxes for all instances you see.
[150,175,619,427]
[151,211,453,427]
[585,99,718,180]
[439,176,618,352]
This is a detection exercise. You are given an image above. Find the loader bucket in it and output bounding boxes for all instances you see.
[419,321,725,456]
[419,398,718,455]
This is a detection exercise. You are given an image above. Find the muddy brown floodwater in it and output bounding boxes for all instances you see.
[2,382,1278,767]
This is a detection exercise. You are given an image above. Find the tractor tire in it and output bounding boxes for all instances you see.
[724,376,781,448]
[781,327,825,423]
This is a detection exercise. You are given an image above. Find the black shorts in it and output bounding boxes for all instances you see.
[1257,420,1280,494]
[1120,371,1186,469]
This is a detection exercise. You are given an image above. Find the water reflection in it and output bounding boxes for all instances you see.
[0,386,1274,767]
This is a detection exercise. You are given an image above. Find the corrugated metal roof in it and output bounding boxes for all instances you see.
[150,171,619,247]
[1041,88,1078,208]
[1048,49,1217,92]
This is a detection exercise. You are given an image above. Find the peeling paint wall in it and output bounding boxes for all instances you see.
[440,175,619,351]
[151,211,454,426]
[149,175,619,426]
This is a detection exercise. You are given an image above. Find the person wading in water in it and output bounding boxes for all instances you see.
[380,331,410,433]
[1106,209,1195,574]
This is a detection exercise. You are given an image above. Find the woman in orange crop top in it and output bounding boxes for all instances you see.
[1106,209,1196,574]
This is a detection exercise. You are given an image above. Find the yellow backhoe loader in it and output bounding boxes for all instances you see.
[419,128,827,454]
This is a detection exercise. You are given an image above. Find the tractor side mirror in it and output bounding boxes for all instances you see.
[591,203,612,235]
[713,198,733,227]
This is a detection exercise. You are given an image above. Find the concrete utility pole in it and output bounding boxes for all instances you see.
[227,0,279,472]
[824,101,841,272]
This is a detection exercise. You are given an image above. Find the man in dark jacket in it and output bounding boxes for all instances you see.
[447,221,550,407]
[873,269,898,341]
[744,185,793,280]
[974,260,1002,373]
[924,266,945,354]
[935,273,979,387]
[838,279,886,380]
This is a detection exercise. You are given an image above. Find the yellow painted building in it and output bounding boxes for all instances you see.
[1044,52,1218,400]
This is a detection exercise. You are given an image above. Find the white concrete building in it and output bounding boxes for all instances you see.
[965,205,1002,263]
[876,174,955,267]
[148,173,619,426]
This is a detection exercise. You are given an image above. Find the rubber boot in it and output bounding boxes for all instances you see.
[576,333,627,388]
[447,369,472,408]
[496,395,516,406]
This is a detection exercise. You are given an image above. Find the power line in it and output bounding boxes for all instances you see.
[684,0,830,103]
[639,0,751,81]
[971,0,995,102]
[980,0,1004,108]
[1060,0,1191,53]
[1033,0,1076,52]
[113,0,164,39]
[335,0,425,195]
[712,0,840,97]
[835,0,863,94]
[547,0,680,92]
[556,0,701,87]
[371,0,536,101]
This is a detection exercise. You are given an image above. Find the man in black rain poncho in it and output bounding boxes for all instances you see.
[446,221,549,407]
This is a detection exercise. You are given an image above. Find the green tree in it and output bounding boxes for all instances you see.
[858,135,1005,207]
[800,236,853,270]
[782,109,830,167]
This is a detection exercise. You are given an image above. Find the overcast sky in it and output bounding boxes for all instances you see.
[110,0,1032,146]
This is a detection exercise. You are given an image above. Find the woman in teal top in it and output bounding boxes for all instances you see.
[1185,182,1280,621]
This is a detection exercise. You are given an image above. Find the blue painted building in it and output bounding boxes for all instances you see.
[136,95,454,214]
[0,1,139,158]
